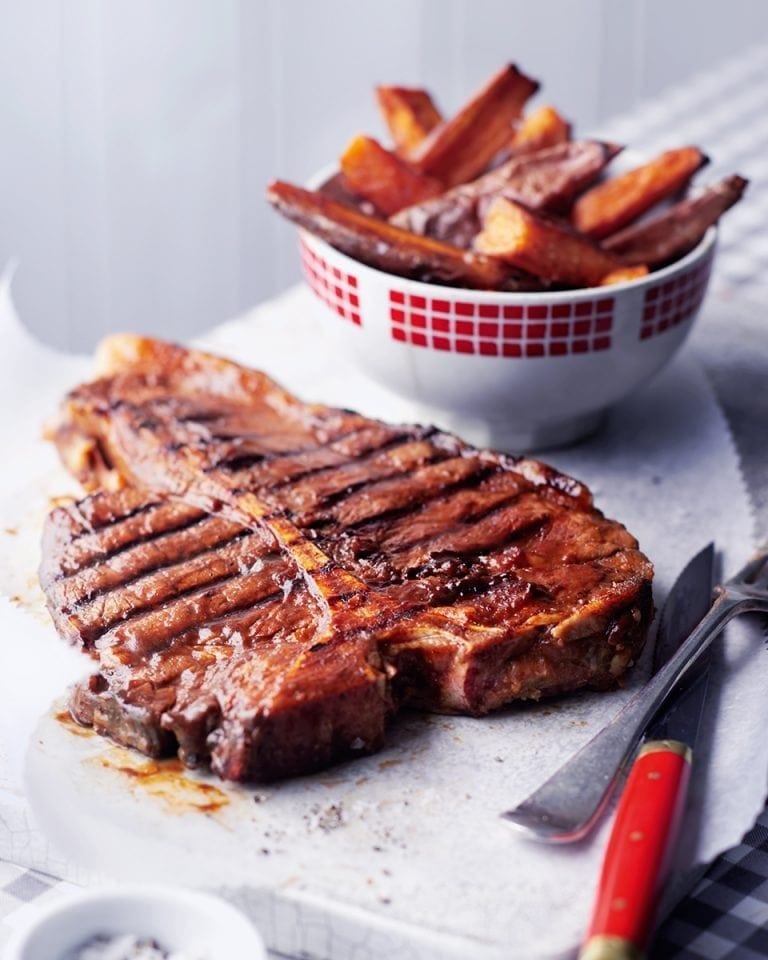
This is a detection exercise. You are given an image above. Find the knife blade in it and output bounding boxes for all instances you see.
[579,543,715,960]
[648,543,717,746]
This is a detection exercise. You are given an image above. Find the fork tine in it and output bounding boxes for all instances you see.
[728,547,768,588]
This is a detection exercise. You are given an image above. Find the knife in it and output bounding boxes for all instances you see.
[579,543,716,960]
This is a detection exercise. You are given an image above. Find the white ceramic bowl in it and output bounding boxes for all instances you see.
[4,885,267,960]
[297,224,716,450]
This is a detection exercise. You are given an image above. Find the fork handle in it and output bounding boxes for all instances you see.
[579,740,691,960]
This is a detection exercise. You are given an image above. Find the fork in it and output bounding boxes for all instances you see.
[502,548,768,842]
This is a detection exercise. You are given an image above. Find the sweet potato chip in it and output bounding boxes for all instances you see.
[572,146,708,239]
[475,196,648,287]
[268,63,743,291]
[376,86,442,157]
[510,105,571,154]
[604,174,747,267]
[414,64,539,187]
[339,135,442,217]
[599,265,649,286]
[392,141,621,248]
[266,180,509,289]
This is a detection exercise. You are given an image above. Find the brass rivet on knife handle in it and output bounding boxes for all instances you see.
[579,934,644,960]
[638,739,692,763]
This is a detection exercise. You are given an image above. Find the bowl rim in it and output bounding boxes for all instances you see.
[301,162,717,303]
[4,884,267,960]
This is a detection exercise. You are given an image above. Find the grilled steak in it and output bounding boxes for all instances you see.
[40,487,389,780]
[43,336,653,782]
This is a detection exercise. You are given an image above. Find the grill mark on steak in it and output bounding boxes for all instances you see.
[400,514,551,583]
[278,435,430,495]
[54,512,233,581]
[78,568,257,647]
[293,445,452,517]
[91,559,300,653]
[170,580,311,647]
[356,507,550,589]
[344,485,530,566]
[398,495,552,567]
[268,428,434,491]
[398,569,536,617]
[212,452,269,472]
[458,488,530,525]
[178,410,222,424]
[75,498,162,535]
[326,495,544,594]
[56,511,252,591]
[205,424,377,474]
[326,467,523,555]
[143,585,288,653]
[222,425,416,491]
[48,502,211,578]
[43,336,654,782]
[59,528,261,616]
[314,460,498,532]
[108,581,317,688]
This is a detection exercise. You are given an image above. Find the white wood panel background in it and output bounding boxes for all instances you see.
[1,0,766,350]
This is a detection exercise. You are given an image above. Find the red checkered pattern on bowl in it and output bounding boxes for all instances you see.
[300,239,361,326]
[640,256,713,340]
[388,292,614,357]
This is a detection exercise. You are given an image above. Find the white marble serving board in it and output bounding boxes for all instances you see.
[0,285,764,960]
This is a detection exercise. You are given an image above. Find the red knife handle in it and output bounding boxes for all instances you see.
[579,740,692,960]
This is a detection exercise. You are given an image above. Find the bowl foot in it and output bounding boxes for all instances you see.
[499,409,607,452]
[415,407,607,453]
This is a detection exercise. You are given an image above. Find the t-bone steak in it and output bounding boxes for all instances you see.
[40,336,653,782]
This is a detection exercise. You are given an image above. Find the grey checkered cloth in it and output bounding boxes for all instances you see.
[2,39,768,960]
[0,863,78,951]
[654,810,768,958]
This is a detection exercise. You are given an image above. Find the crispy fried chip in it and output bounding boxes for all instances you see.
[475,197,648,287]
[267,180,510,289]
[604,174,747,267]
[509,105,571,154]
[268,64,740,292]
[572,146,708,239]
[413,64,539,187]
[392,141,621,248]
[376,86,442,157]
[340,135,442,216]
[598,265,650,286]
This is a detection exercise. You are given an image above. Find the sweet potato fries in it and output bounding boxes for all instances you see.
[475,198,647,287]
[267,63,746,292]
[376,86,442,158]
[267,181,508,289]
[411,65,539,187]
[391,141,621,248]
[340,135,442,216]
[572,146,708,239]
[603,175,747,267]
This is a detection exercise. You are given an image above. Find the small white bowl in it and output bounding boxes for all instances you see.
[297,221,716,450]
[4,885,267,960]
